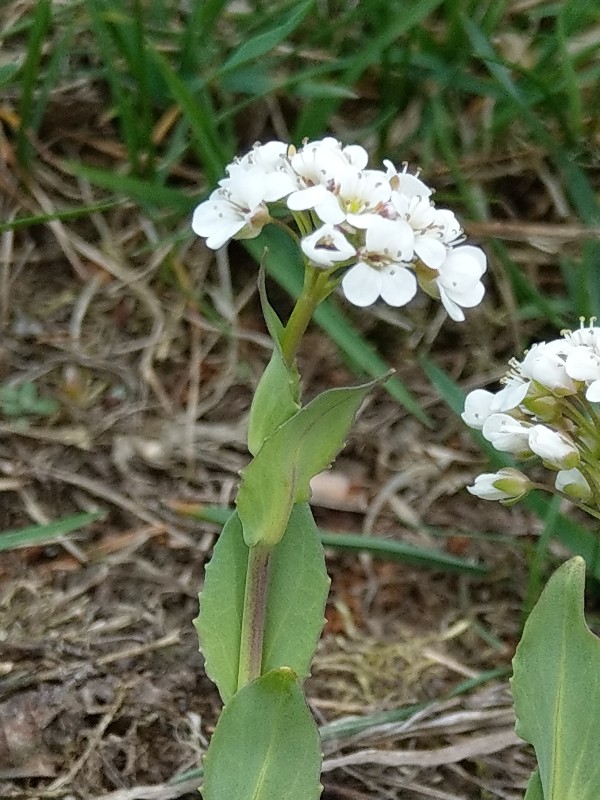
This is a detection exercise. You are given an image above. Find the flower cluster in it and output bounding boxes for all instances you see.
[192,138,487,321]
[463,321,600,511]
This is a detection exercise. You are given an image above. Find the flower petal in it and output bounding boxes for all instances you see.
[414,236,447,269]
[379,266,417,307]
[341,262,382,307]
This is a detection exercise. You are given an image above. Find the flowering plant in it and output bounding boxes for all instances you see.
[191,138,487,800]
[462,322,600,514]
[193,137,486,318]
[462,322,600,800]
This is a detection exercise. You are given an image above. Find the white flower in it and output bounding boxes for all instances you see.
[555,467,591,501]
[528,424,579,470]
[301,225,356,268]
[482,413,531,454]
[289,165,391,227]
[237,141,290,173]
[462,381,530,430]
[467,468,532,501]
[565,345,600,401]
[193,164,292,249]
[341,217,417,307]
[383,161,432,197]
[564,324,600,349]
[286,138,370,215]
[435,208,463,245]
[390,194,447,268]
[518,340,577,394]
[435,245,486,321]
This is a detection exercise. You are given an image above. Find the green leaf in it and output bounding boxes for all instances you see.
[262,504,329,678]
[221,0,315,73]
[0,382,59,417]
[202,668,321,800]
[64,161,196,213]
[511,556,600,800]
[247,347,301,455]
[194,512,247,704]
[524,770,544,800]
[181,503,489,576]
[247,271,301,455]
[257,267,285,345]
[245,228,431,425]
[195,505,329,704]
[237,377,382,547]
[0,511,105,552]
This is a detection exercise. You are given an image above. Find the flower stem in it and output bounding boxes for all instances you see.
[280,267,330,366]
[237,544,271,690]
[235,265,331,690]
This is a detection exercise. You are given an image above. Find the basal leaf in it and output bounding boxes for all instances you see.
[202,668,321,800]
[237,377,382,547]
[511,556,600,800]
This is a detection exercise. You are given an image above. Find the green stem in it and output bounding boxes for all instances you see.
[280,267,329,366]
[237,544,271,689]
[236,264,331,690]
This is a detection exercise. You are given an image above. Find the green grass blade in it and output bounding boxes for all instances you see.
[29,18,75,138]
[0,511,105,552]
[64,161,197,213]
[318,530,487,575]
[221,0,315,73]
[295,0,445,138]
[85,0,145,173]
[0,201,122,233]
[178,503,487,575]
[16,0,52,164]
[150,50,229,184]
[179,0,229,75]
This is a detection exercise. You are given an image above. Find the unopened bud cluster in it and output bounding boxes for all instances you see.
[463,322,600,511]
[192,138,487,321]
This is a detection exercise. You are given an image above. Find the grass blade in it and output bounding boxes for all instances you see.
[0,511,105,552]
[64,161,197,213]
[16,0,52,164]
[151,50,230,185]
[176,503,487,576]
[221,0,315,73]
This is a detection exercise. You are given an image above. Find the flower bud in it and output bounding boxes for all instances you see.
[462,381,529,431]
[528,424,580,470]
[467,468,532,502]
[519,341,577,395]
[555,468,592,501]
[522,394,561,423]
[482,413,531,455]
